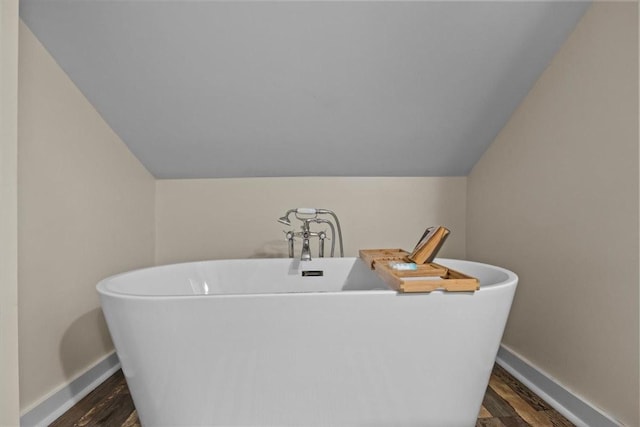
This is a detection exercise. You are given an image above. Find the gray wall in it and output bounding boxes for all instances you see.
[1,0,20,423]
[155,177,467,265]
[18,22,156,412]
[467,4,639,425]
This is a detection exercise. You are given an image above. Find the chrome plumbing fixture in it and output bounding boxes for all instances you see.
[277,208,344,261]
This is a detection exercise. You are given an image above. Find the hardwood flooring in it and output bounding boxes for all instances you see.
[50,364,574,427]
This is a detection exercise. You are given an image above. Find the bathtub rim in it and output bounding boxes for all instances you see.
[96,257,518,300]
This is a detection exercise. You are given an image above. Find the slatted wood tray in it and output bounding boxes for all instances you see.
[359,249,479,293]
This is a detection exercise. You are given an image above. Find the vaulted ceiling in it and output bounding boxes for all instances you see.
[20,1,589,178]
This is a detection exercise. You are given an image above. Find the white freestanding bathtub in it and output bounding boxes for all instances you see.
[97,257,517,427]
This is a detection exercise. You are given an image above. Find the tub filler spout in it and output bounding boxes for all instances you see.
[301,229,312,261]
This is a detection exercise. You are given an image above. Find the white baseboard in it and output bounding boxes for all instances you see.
[496,345,621,427]
[20,352,120,427]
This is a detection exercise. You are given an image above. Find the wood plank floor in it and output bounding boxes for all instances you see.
[50,364,574,426]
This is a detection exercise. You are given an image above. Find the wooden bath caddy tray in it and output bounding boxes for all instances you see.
[359,249,479,293]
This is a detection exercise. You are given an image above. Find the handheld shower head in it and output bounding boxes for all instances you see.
[277,209,297,226]
[277,215,291,226]
[294,208,317,215]
[278,208,316,226]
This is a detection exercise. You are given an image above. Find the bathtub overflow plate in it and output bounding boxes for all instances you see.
[301,270,324,277]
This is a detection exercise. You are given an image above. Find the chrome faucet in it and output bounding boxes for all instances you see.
[277,208,344,261]
[300,224,312,262]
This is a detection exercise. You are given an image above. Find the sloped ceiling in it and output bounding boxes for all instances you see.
[20,1,589,178]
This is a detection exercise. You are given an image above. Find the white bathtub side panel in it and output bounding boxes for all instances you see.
[102,286,516,427]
